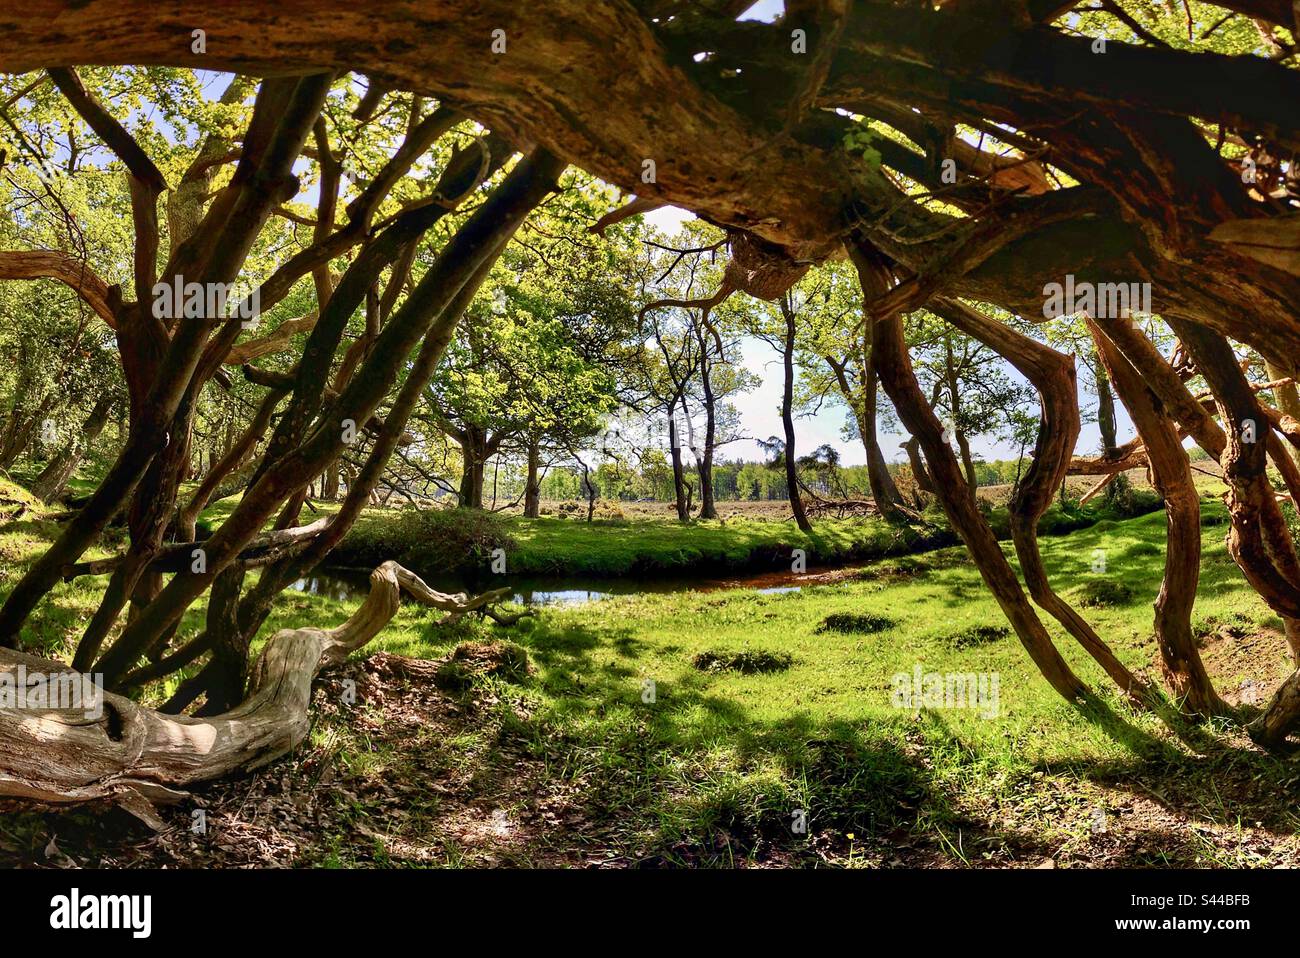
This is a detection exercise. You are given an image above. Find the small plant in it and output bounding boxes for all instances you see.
[856,557,931,582]
[1125,541,1162,558]
[434,640,531,691]
[816,612,894,634]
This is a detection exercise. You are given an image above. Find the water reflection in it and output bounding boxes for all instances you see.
[286,566,821,607]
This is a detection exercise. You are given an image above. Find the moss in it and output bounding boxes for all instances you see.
[816,612,894,634]
[945,624,1010,648]
[692,649,794,674]
[434,640,531,690]
[1077,579,1135,608]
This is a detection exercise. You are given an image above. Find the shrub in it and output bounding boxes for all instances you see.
[946,624,1010,648]
[336,506,515,575]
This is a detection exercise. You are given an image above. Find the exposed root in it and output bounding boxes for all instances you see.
[0,561,513,822]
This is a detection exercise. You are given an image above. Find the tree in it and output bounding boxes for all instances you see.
[425,175,639,511]
[745,274,848,533]
[794,260,908,518]
[0,66,565,762]
[908,307,1038,500]
[4,0,1300,803]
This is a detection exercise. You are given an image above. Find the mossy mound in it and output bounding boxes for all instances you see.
[434,640,531,690]
[945,624,1010,648]
[692,649,794,675]
[816,612,895,634]
[1077,579,1135,608]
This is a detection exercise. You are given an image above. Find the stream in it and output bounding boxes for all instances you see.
[288,565,829,607]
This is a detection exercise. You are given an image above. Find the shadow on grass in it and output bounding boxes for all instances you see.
[497,603,1300,866]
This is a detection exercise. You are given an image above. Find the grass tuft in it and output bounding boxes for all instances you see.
[692,649,794,674]
[816,612,895,634]
[1077,579,1136,608]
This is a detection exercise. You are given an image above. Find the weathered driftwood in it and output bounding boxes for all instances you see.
[0,561,511,822]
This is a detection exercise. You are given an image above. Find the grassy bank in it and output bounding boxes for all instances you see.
[331,492,1163,581]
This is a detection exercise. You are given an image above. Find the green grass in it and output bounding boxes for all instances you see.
[446,499,1296,864]
[332,491,1163,580]
[332,507,945,579]
[255,493,1300,865]
[7,471,1300,866]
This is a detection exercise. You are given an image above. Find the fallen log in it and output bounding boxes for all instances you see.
[0,561,516,823]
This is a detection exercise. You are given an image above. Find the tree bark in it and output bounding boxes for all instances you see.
[903,436,935,495]
[668,403,690,522]
[696,349,718,520]
[1090,318,1226,716]
[855,247,1089,705]
[943,333,979,500]
[457,426,490,509]
[928,297,1155,709]
[1094,349,1119,457]
[860,361,906,518]
[86,150,564,686]
[1265,358,1300,472]
[825,343,906,519]
[523,436,542,518]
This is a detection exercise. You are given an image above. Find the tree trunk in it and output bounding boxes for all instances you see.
[903,435,935,494]
[1265,358,1300,472]
[0,563,512,817]
[321,462,341,500]
[697,371,718,520]
[827,342,907,519]
[0,74,336,648]
[32,394,114,503]
[457,426,489,509]
[1094,349,1119,457]
[78,149,565,685]
[853,246,1089,705]
[194,243,512,691]
[1090,318,1226,716]
[0,400,50,471]
[524,436,542,518]
[944,335,979,501]
[668,408,690,522]
[860,362,906,518]
[780,299,812,532]
[926,297,1156,709]
[955,427,979,497]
